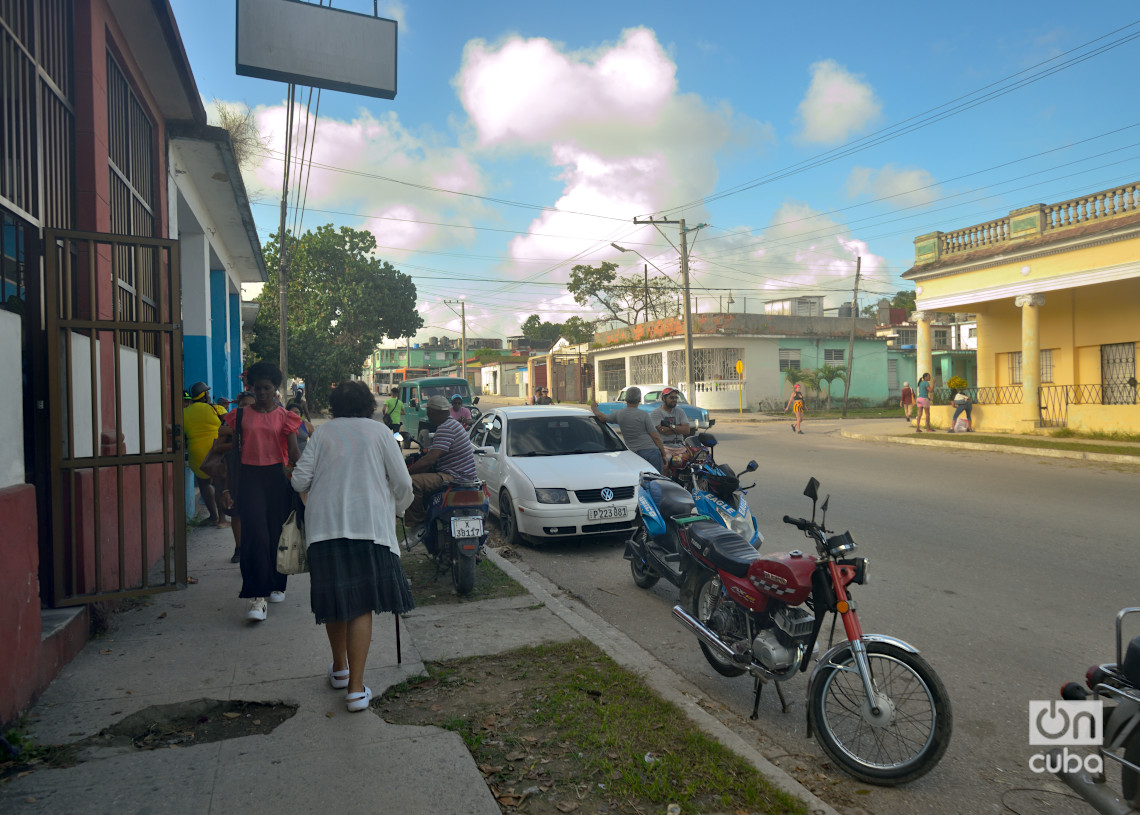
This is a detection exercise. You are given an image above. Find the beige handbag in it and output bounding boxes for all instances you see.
[276,510,308,574]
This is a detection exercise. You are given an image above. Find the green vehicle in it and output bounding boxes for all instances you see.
[399,376,481,447]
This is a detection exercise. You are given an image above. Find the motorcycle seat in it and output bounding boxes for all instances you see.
[647,478,696,518]
[1124,635,1140,687]
[686,520,759,578]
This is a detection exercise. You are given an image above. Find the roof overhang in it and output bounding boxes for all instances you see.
[169,124,267,283]
[107,0,206,124]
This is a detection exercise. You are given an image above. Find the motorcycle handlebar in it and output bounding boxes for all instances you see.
[783,515,813,531]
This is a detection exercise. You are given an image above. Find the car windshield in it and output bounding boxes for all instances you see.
[421,384,470,401]
[507,416,625,457]
[642,390,689,404]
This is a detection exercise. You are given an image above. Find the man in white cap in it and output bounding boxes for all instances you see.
[404,395,477,540]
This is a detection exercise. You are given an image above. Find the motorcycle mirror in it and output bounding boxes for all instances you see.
[803,477,819,501]
[473,396,480,404]
[820,495,830,529]
[745,460,758,473]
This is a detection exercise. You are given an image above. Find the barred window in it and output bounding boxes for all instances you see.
[599,359,625,393]
[778,348,801,371]
[668,348,743,382]
[1008,350,1054,384]
[107,52,157,352]
[934,328,948,349]
[887,358,898,391]
[629,352,663,385]
[823,348,845,363]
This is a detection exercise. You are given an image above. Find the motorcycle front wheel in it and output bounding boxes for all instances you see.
[689,571,746,678]
[809,641,952,786]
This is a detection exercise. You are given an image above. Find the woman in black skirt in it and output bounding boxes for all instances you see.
[290,380,415,712]
[220,362,301,621]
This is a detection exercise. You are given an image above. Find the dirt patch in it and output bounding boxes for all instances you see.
[377,639,809,815]
[401,526,528,607]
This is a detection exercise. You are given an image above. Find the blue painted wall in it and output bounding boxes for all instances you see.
[228,292,242,400]
[209,269,228,398]
[183,334,210,390]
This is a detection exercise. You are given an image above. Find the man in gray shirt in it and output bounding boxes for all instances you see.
[591,386,667,472]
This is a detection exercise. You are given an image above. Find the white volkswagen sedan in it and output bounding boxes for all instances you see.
[469,406,655,544]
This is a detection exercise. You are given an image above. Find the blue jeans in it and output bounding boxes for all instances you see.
[635,447,663,473]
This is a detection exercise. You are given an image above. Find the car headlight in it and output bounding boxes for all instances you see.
[535,488,570,504]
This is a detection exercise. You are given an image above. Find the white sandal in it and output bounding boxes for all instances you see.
[345,686,372,712]
[328,663,350,690]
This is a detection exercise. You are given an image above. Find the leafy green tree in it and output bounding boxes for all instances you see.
[520,314,596,345]
[782,366,808,400]
[567,261,679,326]
[815,363,847,410]
[798,368,823,407]
[251,224,422,410]
[891,289,916,313]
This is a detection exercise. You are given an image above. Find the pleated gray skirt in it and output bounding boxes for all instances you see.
[307,538,415,624]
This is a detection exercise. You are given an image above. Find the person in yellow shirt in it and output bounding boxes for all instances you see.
[184,382,229,528]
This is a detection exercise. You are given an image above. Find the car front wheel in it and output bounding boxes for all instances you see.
[499,491,524,547]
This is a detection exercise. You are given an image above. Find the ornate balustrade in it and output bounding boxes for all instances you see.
[940,218,1010,256]
[1044,183,1139,231]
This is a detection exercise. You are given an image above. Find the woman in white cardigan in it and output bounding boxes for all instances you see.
[291,380,414,712]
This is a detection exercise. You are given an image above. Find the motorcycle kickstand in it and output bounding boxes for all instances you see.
[751,676,790,719]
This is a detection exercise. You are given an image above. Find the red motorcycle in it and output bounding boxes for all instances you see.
[672,476,952,785]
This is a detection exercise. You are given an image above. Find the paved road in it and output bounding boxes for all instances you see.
[500,418,1139,815]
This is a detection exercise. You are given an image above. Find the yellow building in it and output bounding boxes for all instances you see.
[903,181,1140,433]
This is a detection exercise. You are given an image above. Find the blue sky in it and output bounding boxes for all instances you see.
[170,1,1140,342]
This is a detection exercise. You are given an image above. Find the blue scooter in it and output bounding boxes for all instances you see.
[625,437,761,590]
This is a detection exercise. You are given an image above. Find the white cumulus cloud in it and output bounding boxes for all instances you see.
[846,164,940,207]
[796,59,881,144]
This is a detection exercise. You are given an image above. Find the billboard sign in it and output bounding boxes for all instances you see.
[236,0,397,99]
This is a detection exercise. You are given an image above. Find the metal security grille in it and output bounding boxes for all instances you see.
[1041,349,1054,383]
[575,486,635,503]
[887,359,898,392]
[1102,342,1137,405]
[0,0,74,227]
[44,229,186,606]
[1008,350,1055,385]
[599,359,625,393]
[629,352,662,384]
[107,52,157,354]
[1008,351,1023,384]
[668,348,744,382]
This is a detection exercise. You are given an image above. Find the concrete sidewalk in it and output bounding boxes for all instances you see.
[1,523,838,815]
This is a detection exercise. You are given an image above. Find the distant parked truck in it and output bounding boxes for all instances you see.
[399,376,481,446]
[594,385,714,430]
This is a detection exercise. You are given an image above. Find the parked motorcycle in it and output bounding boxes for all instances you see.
[684,433,762,548]
[404,447,489,596]
[671,476,952,785]
[1052,607,1140,814]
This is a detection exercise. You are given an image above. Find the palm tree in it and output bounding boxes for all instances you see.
[816,364,847,411]
[799,368,822,408]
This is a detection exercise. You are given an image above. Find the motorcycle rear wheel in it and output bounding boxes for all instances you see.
[690,571,746,678]
[809,641,952,786]
[629,527,660,589]
[450,538,476,596]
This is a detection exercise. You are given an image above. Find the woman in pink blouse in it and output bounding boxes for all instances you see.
[220,361,301,622]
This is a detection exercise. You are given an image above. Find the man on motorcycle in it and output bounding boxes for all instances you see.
[449,393,473,428]
[404,396,478,542]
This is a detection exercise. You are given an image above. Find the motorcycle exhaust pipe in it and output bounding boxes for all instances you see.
[1049,749,1133,815]
[672,604,739,664]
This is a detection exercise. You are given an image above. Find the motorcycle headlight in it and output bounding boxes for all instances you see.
[839,557,869,584]
[535,487,570,504]
[717,507,755,540]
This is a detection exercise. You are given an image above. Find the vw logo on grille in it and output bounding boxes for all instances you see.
[600,488,614,502]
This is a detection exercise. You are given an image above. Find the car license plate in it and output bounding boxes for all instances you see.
[587,506,627,521]
[451,517,484,538]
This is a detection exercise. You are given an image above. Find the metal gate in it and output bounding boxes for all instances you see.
[44,229,186,606]
[1102,342,1137,405]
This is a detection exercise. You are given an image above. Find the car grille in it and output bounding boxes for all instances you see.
[582,521,637,534]
[575,486,635,503]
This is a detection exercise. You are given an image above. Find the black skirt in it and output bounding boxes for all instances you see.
[307,539,415,624]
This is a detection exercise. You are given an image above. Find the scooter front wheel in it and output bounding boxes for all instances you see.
[629,527,659,589]
[808,641,952,786]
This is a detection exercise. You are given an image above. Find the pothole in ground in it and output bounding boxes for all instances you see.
[83,699,297,753]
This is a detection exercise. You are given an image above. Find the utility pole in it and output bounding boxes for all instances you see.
[444,299,467,381]
[841,256,862,419]
[632,217,703,405]
[277,83,296,380]
[643,263,649,322]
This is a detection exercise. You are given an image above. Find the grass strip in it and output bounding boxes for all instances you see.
[910,433,1140,457]
[380,639,809,815]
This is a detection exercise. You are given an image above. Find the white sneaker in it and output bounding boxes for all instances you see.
[246,598,267,621]
[268,591,286,603]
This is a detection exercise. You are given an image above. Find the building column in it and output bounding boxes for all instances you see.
[974,311,993,389]
[913,311,933,384]
[227,291,241,401]
[1015,294,1046,427]
[180,232,211,387]
[209,269,227,396]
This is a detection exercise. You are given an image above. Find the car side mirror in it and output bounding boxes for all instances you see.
[745,460,758,472]
[472,396,480,405]
[473,445,494,456]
